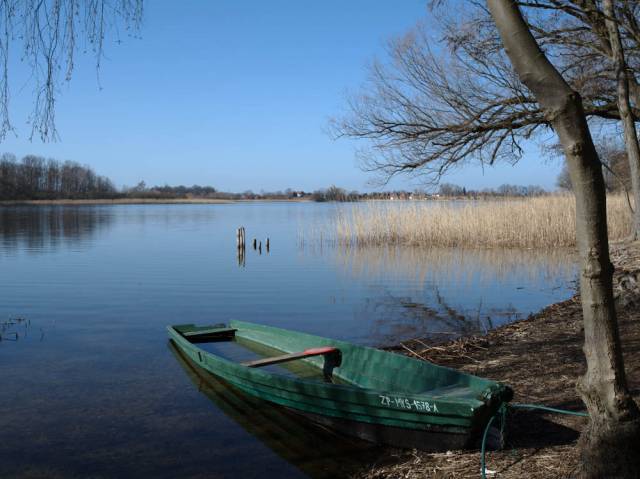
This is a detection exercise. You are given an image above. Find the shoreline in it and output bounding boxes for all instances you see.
[361,240,640,478]
[0,198,313,206]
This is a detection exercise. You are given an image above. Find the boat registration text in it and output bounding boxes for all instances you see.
[379,395,439,413]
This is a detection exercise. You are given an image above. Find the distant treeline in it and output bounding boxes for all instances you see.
[311,185,360,202]
[122,181,220,199]
[310,184,548,201]
[0,153,553,202]
[0,154,117,200]
[434,183,547,198]
[121,181,309,200]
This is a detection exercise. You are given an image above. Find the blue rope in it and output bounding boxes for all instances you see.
[480,403,589,478]
[480,409,499,479]
[510,403,589,417]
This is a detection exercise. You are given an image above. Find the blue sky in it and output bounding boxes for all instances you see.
[1,1,563,192]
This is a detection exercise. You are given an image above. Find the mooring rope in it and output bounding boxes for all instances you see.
[480,403,589,478]
[509,403,589,417]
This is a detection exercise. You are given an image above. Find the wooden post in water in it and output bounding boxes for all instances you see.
[252,238,257,250]
[237,245,245,267]
[266,237,270,252]
[258,241,262,254]
[236,227,246,266]
[236,227,246,249]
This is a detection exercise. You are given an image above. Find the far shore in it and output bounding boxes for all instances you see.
[0,197,313,206]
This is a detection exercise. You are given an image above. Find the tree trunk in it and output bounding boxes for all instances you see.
[486,1,640,477]
[603,2,640,240]
[578,1,640,238]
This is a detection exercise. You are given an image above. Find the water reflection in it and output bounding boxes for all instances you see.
[0,206,114,255]
[358,288,516,346]
[0,205,224,256]
[333,245,577,284]
[332,246,577,345]
[168,341,379,478]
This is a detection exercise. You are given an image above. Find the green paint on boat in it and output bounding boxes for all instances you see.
[167,320,513,450]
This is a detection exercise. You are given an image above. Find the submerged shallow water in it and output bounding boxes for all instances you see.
[0,203,577,478]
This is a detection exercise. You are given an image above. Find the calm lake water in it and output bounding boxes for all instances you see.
[0,203,577,478]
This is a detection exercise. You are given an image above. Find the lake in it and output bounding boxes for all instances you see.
[0,203,577,478]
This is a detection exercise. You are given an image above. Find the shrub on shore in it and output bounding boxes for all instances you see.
[332,195,632,248]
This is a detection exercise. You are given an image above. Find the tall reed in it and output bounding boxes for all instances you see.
[332,195,632,248]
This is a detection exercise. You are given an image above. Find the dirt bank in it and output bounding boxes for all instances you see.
[359,241,640,479]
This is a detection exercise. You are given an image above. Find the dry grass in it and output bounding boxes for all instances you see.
[333,195,632,248]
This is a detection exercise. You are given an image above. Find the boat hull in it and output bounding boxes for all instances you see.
[292,409,472,450]
[167,321,511,451]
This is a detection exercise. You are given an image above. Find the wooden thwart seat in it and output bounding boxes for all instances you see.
[242,346,341,368]
[182,327,237,342]
[183,327,237,337]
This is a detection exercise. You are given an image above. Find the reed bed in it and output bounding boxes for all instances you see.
[333,195,632,248]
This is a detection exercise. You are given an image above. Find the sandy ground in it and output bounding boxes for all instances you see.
[356,240,640,479]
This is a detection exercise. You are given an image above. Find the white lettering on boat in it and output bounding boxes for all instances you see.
[379,395,438,413]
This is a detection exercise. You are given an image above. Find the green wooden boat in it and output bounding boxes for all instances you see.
[167,320,512,450]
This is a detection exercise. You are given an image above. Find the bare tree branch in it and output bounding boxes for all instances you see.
[0,0,143,142]
[331,10,634,183]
